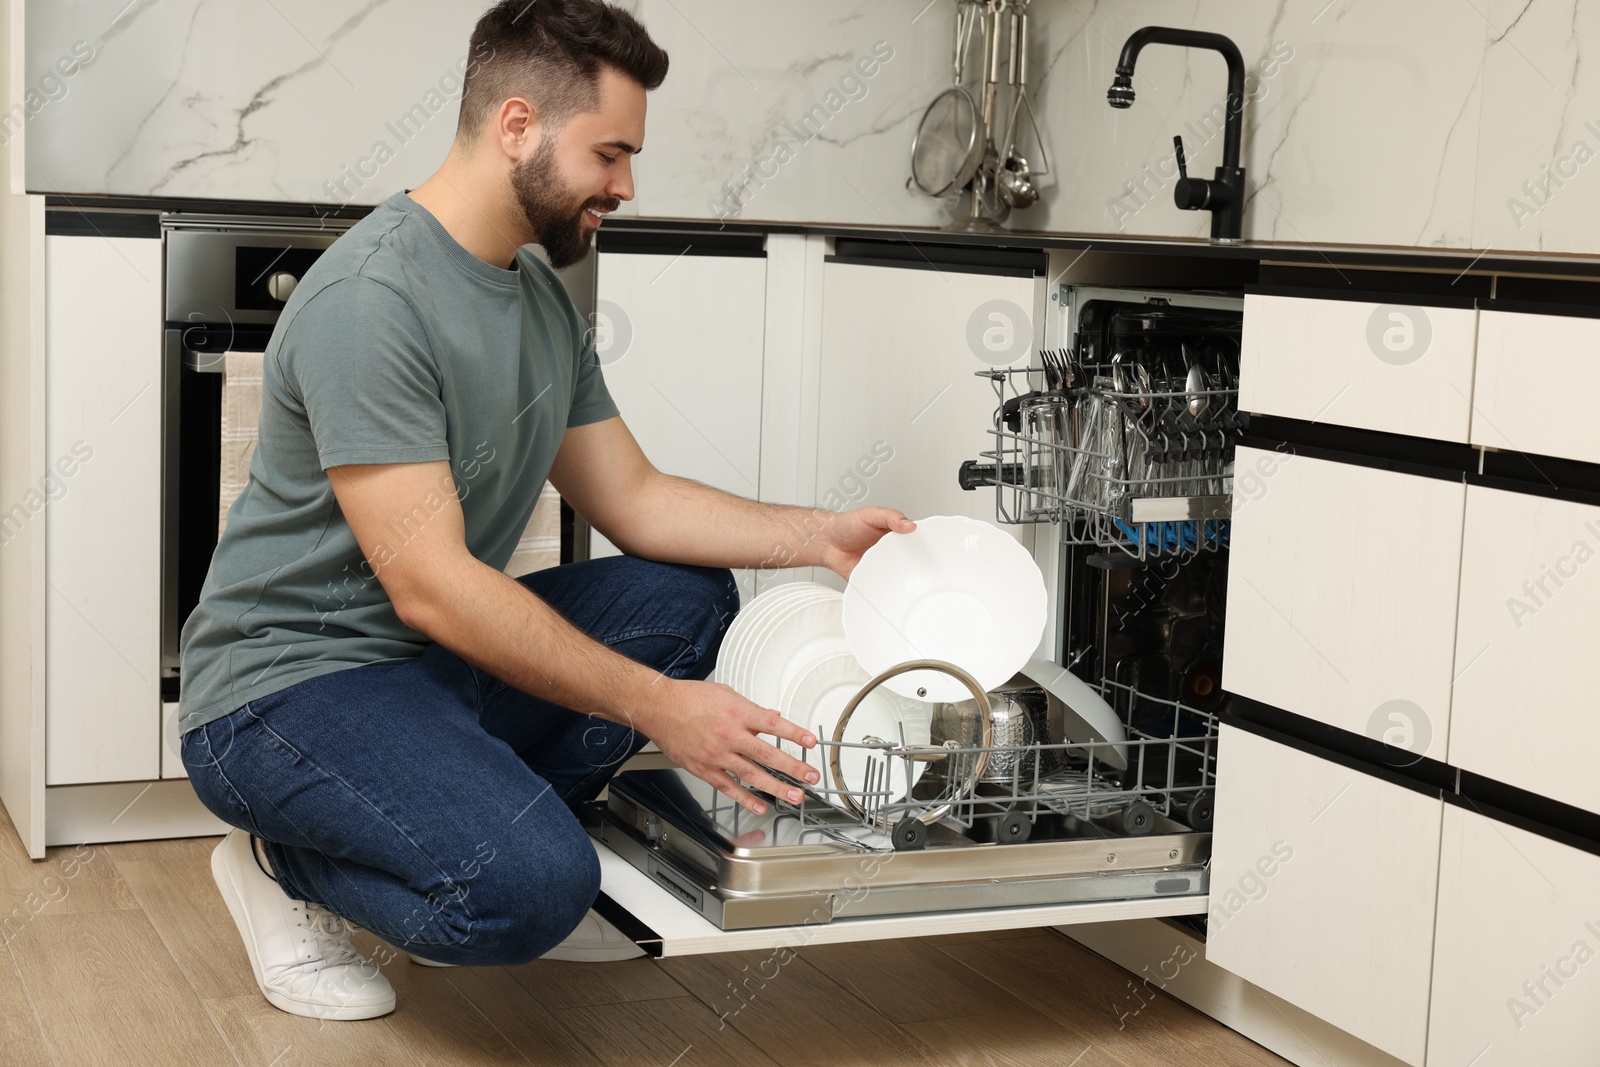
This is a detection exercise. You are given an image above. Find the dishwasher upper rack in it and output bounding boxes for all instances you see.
[751,674,1220,853]
[961,363,1245,559]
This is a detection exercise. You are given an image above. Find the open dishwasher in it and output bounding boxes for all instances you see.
[584,285,1245,944]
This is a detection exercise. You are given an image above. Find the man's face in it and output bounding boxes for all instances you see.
[510,65,645,270]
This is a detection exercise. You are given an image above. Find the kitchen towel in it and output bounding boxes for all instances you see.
[218,350,266,539]
[217,349,562,573]
[502,482,562,576]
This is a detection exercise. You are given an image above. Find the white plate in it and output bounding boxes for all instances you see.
[780,650,931,806]
[744,591,847,712]
[843,515,1047,702]
[712,583,832,692]
[730,588,836,699]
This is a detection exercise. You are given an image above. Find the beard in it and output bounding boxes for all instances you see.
[510,135,615,271]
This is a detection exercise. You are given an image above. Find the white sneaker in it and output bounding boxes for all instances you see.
[405,907,644,966]
[210,828,395,1020]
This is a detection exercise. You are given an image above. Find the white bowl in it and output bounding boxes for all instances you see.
[843,515,1047,702]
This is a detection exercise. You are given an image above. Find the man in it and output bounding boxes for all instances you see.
[178,0,915,1021]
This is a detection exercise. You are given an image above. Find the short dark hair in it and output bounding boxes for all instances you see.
[458,0,668,142]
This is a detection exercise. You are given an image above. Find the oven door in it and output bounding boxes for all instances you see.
[160,322,277,692]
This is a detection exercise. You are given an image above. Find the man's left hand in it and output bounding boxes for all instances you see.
[817,507,916,581]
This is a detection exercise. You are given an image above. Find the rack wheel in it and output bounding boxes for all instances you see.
[891,817,929,851]
[1118,800,1156,837]
[997,810,1033,844]
[1184,789,1215,832]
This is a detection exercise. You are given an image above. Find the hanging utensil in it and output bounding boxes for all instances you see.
[910,1,984,198]
[998,3,1041,209]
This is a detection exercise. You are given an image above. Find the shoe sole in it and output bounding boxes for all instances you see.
[211,836,396,1020]
[538,942,647,963]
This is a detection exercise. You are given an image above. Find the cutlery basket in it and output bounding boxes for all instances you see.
[962,361,1244,560]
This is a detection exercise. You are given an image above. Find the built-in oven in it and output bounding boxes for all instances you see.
[159,217,353,700]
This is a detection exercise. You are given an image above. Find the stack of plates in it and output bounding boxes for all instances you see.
[711,581,930,802]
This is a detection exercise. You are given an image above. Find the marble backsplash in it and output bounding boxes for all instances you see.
[18,0,1600,255]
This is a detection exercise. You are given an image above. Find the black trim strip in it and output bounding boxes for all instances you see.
[830,237,1047,278]
[595,230,765,257]
[590,891,664,958]
[1449,785,1600,860]
[1240,414,1475,484]
[1473,448,1600,509]
[1220,697,1454,798]
[1249,264,1488,308]
[1223,696,1600,852]
[1484,275,1600,317]
[45,193,370,221]
[46,209,160,239]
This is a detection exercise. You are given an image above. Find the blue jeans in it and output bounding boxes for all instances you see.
[181,556,738,966]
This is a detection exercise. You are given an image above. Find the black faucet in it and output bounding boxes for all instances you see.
[1107,27,1247,242]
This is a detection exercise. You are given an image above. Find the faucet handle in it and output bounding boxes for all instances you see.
[1172,133,1211,211]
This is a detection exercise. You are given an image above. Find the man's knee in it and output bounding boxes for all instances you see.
[448,823,602,966]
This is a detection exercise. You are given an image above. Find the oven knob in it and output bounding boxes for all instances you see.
[265,271,299,302]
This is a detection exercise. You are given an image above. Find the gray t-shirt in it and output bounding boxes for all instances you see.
[178,190,618,735]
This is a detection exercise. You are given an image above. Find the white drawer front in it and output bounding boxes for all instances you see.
[1428,805,1600,1067]
[1207,726,1442,1066]
[1223,447,1463,759]
[1473,309,1600,466]
[1451,485,1600,815]
[1239,293,1477,442]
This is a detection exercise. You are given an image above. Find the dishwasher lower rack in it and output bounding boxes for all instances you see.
[583,677,1216,930]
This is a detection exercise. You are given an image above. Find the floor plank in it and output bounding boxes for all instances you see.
[798,937,1024,1023]
[0,802,140,921]
[935,933,1288,1067]
[8,909,237,1066]
[561,995,781,1067]
[427,964,606,1066]
[105,835,258,1000]
[203,993,419,1067]
[659,948,946,1067]
[900,1005,1132,1067]
[0,946,55,1067]
[350,929,593,1067]
[506,953,690,1010]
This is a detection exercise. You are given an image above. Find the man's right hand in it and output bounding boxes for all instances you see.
[644,679,824,815]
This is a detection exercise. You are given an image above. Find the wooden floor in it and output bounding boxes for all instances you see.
[0,806,1288,1067]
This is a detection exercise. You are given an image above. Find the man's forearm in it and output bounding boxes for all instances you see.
[401,553,673,732]
[610,472,836,573]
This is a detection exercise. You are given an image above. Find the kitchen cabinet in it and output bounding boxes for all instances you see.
[1222,447,1464,758]
[43,233,163,785]
[1427,804,1600,1067]
[1450,484,1600,816]
[1206,725,1443,1066]
[1238,293,1477,442]
[1471,309,1600,466]
[588,247,768,602]
[811,259,1038,590]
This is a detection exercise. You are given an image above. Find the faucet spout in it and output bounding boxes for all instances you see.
[1111,26,1246,169]
[1106,26,1249,241]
